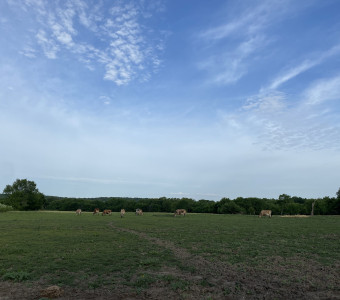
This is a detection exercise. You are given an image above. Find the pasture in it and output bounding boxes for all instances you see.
[0,211,339,299]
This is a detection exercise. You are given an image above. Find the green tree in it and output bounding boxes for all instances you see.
[322,197,339,215]
[286,202,302,215]
[192,200,215,213]
[278,194,292,215]
[176,198,195,212]
[3,179,45,210]
[216,198,244,214]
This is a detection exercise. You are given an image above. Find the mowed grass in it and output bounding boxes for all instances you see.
[0,211,178,289]
[0,211,339,293]
[124,213,340,266]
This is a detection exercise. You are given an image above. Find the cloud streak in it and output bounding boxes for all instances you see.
[268,44,340,90]
[303,75,340,106]
[197,1,294,85]
[200,0,288,41]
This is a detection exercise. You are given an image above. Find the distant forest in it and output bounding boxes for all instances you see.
[1,186,340,215]
[43,194,340,215]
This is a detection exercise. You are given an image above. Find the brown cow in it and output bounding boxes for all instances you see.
[135,208,143,216]
[120,209,126,218]
[259,210,272,218]
[174,209,187,217]
[75,209,82,215]
[93,208,100,215]
[102,209,112,216]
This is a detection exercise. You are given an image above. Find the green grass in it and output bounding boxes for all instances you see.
[118,213,340,266]
[0,211,339,293]
[0,211,177,289]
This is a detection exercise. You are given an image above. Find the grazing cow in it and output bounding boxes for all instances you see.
[259,210,272,218]
[174,209,187,217]
[93,208,100,215]
[75,209,82,215]
[135,208,143,216]
[120,209,126,218]
[102,209,112,216]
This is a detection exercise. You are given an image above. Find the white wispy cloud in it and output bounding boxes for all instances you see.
[50,22,74,46]
[36,29,59,59]
[197,1,291,85]
[238,38,340,151]
[19,45,37,58]
[268,44,340,90]
[21,0,46,15]
[99,96,111,105]
[237,85,340,151]
[198,34,266,85]
[243,91,286,113]
[200,0,297,42]
[268,60,317,90]
[303,75,340,105]
[220,101,340,152]
[10,0,164,86]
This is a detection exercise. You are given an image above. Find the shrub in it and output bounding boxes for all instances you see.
[0,203,13,212]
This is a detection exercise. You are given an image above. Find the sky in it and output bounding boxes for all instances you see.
[1,0,340,200]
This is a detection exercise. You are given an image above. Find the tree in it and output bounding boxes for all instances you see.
[278,194,292,215]
[216,198,244,214]
[192,200,215,213]
[176,198,195,212]
[336,188,340,199]
[311,199,317,216]
[3,179,45,210]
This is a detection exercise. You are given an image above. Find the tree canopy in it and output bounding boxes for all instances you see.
[3,179,45,210]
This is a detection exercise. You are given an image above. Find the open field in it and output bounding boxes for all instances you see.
[0,211,339,299]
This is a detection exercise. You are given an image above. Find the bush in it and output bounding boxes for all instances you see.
[0,203,13,212]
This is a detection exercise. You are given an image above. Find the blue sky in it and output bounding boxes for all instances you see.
[1,0,340,200]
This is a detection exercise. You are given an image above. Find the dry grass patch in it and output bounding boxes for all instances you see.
[281,215,310,217]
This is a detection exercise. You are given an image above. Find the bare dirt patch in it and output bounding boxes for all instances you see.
[0,281,142,300]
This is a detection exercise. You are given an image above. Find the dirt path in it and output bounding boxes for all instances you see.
[108,222,340,300]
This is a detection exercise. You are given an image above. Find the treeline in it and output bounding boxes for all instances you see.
[0,179,340,215]
[2,179,340,215]
[44,194,340,215]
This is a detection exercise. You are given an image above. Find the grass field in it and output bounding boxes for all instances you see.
[0,211,339,299]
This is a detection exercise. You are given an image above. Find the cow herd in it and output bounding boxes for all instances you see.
[75,208,187,217]
[75,208,143,217]
[75,208,273,218]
